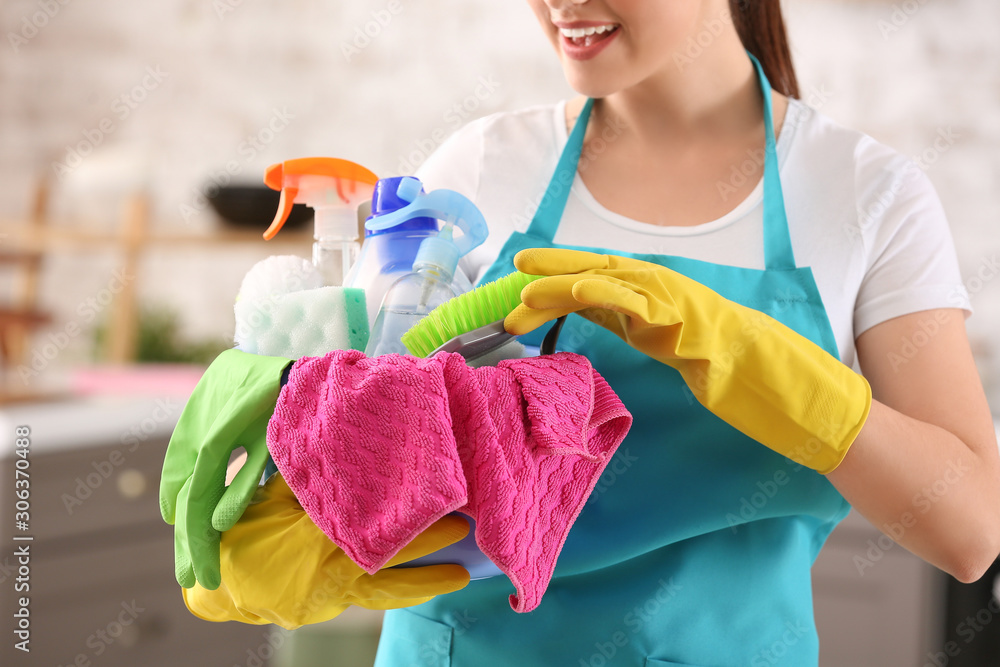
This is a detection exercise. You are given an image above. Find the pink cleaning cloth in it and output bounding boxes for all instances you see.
[266,349,632,613]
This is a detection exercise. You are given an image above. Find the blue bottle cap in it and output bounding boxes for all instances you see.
[365,177,437,237]
[368,179,488,282]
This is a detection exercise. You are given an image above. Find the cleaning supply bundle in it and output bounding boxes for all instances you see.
[266,348,633,613]
[364,177,488,357]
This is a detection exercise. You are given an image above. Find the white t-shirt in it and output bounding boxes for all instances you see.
[415,98,972,371]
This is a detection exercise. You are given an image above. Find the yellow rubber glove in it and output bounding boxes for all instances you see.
[504,248,872,474]
[182,475,471,630]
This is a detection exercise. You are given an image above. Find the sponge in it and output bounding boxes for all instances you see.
[234,256,369,357]
[236,254,323,302]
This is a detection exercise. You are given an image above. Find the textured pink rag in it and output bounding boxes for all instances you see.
[266,349,632,612]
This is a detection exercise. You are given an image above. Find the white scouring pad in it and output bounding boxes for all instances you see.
[234,255,369,357]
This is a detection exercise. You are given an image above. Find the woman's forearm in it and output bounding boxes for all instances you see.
[826,398,1000,583]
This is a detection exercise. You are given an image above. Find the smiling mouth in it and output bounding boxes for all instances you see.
[559,24,619,48]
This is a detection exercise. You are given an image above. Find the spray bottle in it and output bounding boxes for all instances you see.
[344,176,473,327]
[364,177,487,357]
[263,157,378,286]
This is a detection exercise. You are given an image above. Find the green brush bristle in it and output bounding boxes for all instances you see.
[401,271,540,357]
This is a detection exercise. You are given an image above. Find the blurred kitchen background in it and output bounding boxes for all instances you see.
[1,0,998,665]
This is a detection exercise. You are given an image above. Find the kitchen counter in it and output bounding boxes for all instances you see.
[0,364,203,458]
[0,394,184,458]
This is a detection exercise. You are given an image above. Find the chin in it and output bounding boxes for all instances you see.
[562,67,620,100]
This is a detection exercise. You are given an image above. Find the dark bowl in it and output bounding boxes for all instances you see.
[206,184,313,231]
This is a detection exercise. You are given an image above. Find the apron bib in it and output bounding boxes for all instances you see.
[376,55,849,667]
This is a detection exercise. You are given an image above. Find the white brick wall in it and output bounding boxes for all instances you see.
[2,0,998,402]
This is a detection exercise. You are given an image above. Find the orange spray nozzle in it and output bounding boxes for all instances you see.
[262,158,378,240]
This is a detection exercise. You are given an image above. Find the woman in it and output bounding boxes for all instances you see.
[184,0,1000,664]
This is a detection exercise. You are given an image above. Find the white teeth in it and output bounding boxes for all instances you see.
[560,24,616,39]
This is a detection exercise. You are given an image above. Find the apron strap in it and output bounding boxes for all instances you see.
[749,53,797,271]
[525,98,594,242]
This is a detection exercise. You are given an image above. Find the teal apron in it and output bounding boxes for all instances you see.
[375,55,850,666]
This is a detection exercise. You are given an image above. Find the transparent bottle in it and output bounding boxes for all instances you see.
[364,180,488,357]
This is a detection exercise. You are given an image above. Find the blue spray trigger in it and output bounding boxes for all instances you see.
[365,188,487,258]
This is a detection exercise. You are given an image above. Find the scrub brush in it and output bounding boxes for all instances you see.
[401,271,541,359]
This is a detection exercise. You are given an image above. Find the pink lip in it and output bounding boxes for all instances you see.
[556,23,620,62]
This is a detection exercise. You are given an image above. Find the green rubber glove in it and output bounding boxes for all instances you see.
[159,349,294,589]
[504,248,872,474]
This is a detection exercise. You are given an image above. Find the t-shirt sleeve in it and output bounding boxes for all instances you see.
[413,119,486,283]
[853,143,972,336]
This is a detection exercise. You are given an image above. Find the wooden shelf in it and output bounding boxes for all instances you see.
[2,182,365,374]
[0,192,315,373]
[0,221,314,251]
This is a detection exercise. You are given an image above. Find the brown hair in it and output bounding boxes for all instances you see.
[729,0,799,98]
